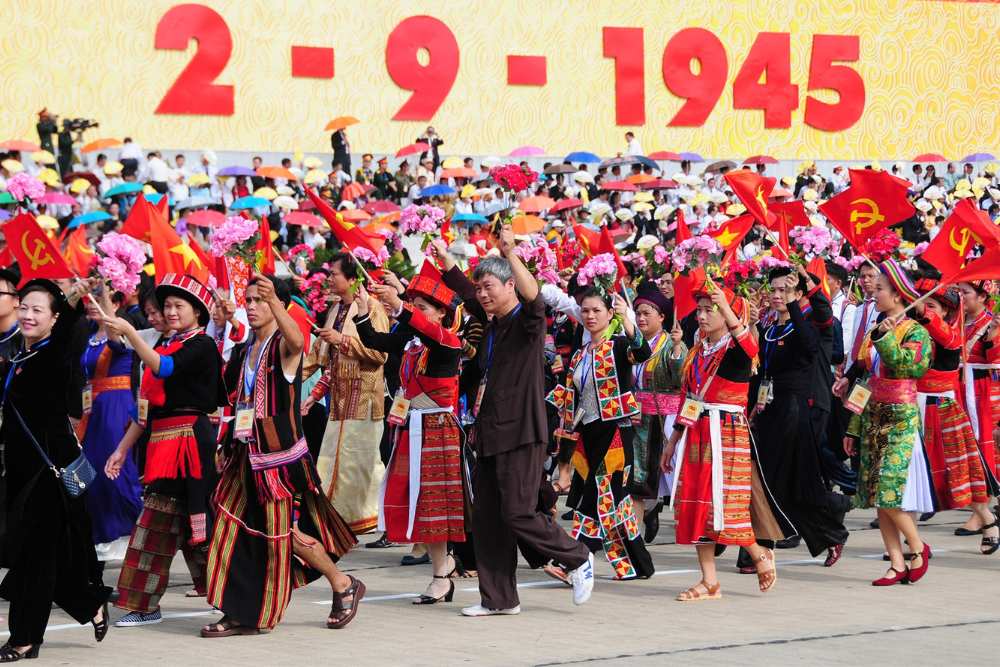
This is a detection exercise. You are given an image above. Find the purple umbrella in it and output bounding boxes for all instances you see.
[679,152,704,162]
[217,165,256,177]
[961,152,995,162]
[0,209,10,221]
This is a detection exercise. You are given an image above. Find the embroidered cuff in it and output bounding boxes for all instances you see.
[154,354,174,378]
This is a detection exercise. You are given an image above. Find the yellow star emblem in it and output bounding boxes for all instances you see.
[716,227,739,247]
[169,241,203,270]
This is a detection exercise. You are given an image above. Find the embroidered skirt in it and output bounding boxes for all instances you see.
[921,395,997,507]
[855,401,935,512]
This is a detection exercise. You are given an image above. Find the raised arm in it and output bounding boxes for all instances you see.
[499,225,538,302]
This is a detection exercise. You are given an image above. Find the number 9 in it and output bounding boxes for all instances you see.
[386,16,460,121]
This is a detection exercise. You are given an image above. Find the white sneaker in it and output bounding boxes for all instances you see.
[568,552,594,605]
[461,604,521,617]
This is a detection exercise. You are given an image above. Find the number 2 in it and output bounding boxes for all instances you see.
[154,4,234,115]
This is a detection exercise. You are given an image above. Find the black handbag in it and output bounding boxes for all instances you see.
[9,403,96,498]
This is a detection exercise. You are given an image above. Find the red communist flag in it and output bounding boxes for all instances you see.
[942,246,1000,285]
[149,212,209,283]
[674,208,691,244]
[724,169,776,227]
[673,266,706,320]
[304,187,381,255]
[573,224,600,256]
[707,214,755,265]
[3,213,74,282]
[819,169,915,249]
[64,227,96,276]
[921,199,1000,278]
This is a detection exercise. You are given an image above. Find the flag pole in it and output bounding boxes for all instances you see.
[899,282,945,317]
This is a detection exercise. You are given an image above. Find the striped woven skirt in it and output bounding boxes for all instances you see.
[674,413,755,547]
[205,446,356,630]
[922,396,994,508]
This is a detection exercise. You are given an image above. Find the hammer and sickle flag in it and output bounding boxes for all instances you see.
[921,198,1000,278]
[3,212,73,283]
[819,168,915,250]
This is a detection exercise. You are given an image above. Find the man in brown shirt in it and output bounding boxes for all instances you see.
[433,227,593,616]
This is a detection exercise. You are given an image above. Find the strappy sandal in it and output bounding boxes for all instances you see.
[676,580,722,602]
[0,643,38,662]
[755,549,777,593]
[92,600,109,642]
[980,520,999,556]
[200,615,262,638]
[327,575,366,629]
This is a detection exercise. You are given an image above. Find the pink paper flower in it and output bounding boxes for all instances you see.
[96,232,146,295]
[400,204,446,235]
[7,172,45,203]
[210,215,259,257]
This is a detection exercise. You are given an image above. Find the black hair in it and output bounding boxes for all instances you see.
[140,287,160,309]
[767,267,808,293]
[19,284,58,311]
[247,274,291,307]
[328,252,359,280]
[825,261,848,284]
[577,286,612,309]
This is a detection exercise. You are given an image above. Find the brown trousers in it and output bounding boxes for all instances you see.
[473,442,589,610]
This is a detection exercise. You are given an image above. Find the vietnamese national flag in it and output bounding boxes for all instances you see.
[304,187,381,255]
[149,212,209,283]
[921,198,1000,278]
[185,232,215,274]
[573,224,600,256]
[674,208,691,244]
[3,213,74,282]
[255,218,276,274]
[769,200,812,231]
[707,214,755,265]
[673,266,706,320]
[597,226,628,287]
[120,195,161,243]
[942,246,1000,285]
[64,227,96,276]
[724,169,776,228]
[819,169,915,250]
[806,256,831,300]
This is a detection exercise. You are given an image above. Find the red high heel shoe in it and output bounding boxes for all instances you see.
[906,543,931,583]
[872,567,908,586]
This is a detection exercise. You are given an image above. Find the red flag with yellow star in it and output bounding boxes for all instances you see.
[572,224,600,256]
[150,212,209,283]
[724,169,776,228]
[4,212,74,282]
[674,208,691,244]
[819,169,915,250]
[707,214,755,265]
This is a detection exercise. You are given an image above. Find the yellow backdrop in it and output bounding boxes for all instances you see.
[3,0,998,160]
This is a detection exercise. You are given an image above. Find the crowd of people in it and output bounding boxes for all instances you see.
[0,123,998,660]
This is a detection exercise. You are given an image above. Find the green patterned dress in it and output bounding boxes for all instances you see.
[847,319,932,509]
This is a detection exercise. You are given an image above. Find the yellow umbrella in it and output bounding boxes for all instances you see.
[37,168,60,187]
[1,159,24,173]
[187,172,210,187]
[30,150,55,164]
[70,178,90,194]
[324,116,359,132]
[36,214,59,230]
[633,192,654,203]
[254,186,278,200]
[104,161,124,176]
[303,168,326,185]
[303,156,322,169]
[441,157,463,169]
[142,185,156,194]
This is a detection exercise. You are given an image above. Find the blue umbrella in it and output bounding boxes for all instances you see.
[631,155,660,171]
[564,151,601,163]
[176,195,219,211]
[419,184,456,197]
[0,209,10,221]
[218,166,256,177]
[230,196,271,210]
[143,193,175,206]
[679,152,704,162]
[68,210,112,229]
[961,152,995,162]
[104,182,144,197]
[452,212,488,224]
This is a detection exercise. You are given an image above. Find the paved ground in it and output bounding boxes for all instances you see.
[3,506,998,665]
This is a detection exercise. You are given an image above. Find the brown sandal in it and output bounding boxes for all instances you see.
[676,580,722,602]
[200,615,262,638]
[755,549,777,592]
[327,575,366,629]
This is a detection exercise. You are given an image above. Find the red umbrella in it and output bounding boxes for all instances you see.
[601,180,637,192]
[396,142,430,158]
[638,178,678,190]
[61,171,100,187]
[340,182,367,200]
[365,199,400,214]
[284,211,324,228]
[185,209,225,227]
[647,151,683,161]
[912,153,948,162]
[298,199,316,211]
[0,140,41,152]
[519,195,556,213]
[550,198,583,213]
[341,208,371,222]
[744,155,778,165]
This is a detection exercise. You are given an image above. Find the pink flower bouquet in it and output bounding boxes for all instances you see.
[210,215,260,266]
[7,172,45,205]
[513,235,560,284]
[671,235,723,275]
[96,232,146,295]
[788,225,836,260]
[489,164,538,193]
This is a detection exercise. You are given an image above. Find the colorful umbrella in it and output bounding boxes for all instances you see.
[648,151,683,161]
[1,159,23,173]
[284,211,324,228]
[510,214,545,235]
[638,178,678,190]
[62,171,100,187]
[143,193,172,206]
[69,178,91,194]
[256,166,297,181]
[0,140,40,152]
[184,209,225,227]
[105,182,144,197]
[441,167,476,179]
[68,210,112,229]
[601,180,637,192]
[704,160,737,174]
[81,138,122,153]
[396,142,430,158]
[679,152,704,162]
[230,196,271,210]
[324,116,359,132]
[451,212,488,224]
[543,164,576,175]
[340,182,368,200]
[744,155,779,165]
[564,151,601,163]
[176,195,218,210]
[0,192,15,204]
[508,146,545,157]
[341,209,371,222]
[38,192,76,205]
[273,195,298,210]
[961,152,995,162]
[912,153,947,162]
[550,198,583,213]
[626,173,655,184]
[420,184,456,197]
[365,200,400,214]
[441,157,464,169]
[217,166,256,177]
[30,149,55,164]
[519,196,556,213]
[253,187,278,201]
